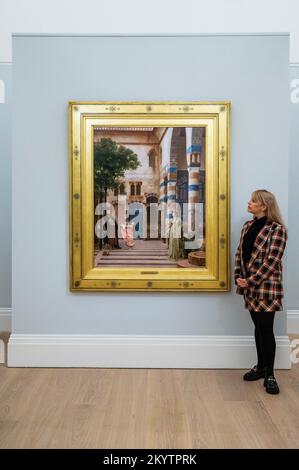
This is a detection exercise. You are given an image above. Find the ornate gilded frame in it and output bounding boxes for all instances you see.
[69,101,230,291]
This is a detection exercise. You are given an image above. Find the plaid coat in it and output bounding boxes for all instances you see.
[234,218,287,300]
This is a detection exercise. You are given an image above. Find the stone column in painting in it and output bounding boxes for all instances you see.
[159,167,167,204]
[166,162,177,220]
[158,167,168,239]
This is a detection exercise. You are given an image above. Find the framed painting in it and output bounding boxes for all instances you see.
[69,101,230,291]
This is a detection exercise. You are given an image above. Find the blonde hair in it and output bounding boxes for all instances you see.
[251,189,286,228]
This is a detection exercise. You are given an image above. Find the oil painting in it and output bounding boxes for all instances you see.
[69,101,230,291]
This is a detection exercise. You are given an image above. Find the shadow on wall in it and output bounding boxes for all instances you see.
[0,79,5,103]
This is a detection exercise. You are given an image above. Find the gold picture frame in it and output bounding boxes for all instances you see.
[69,101,230,291]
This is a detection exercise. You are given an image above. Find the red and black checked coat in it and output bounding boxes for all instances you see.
[234,218,288,299]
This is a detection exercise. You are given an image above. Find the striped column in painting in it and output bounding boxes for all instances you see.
[166,162,177,221]
[187,146,201,233]
[158,167,168,239]
[159,167,167,204]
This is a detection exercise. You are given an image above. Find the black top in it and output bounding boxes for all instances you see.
[242,216,268,266]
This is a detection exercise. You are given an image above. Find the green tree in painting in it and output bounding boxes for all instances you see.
[94,137,140,249]
[94,137,140,204]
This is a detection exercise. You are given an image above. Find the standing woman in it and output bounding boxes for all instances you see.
[234,189,288,395]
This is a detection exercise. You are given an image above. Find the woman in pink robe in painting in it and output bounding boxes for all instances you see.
[120,222,135,248]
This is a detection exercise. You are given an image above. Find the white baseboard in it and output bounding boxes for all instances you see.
[0,339,4,364]
[0,308,12,332]
[287,310,299,334]
[7,334,291,369]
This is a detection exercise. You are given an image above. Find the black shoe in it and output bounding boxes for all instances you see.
[243,365,266,381]
[264,375,280,395]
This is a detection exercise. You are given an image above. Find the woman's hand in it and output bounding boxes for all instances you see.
[236,278,249,288]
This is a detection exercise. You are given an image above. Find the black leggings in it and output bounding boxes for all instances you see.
[249,310,276,376]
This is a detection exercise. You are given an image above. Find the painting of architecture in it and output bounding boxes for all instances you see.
[93,126,206,269]
[69,101,230,291]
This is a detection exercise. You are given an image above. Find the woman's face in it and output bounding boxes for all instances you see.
[247,195,267,217]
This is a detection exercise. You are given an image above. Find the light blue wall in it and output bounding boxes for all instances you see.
[12,34,289,335]
[0,63,11,308]
[288,64,299,310]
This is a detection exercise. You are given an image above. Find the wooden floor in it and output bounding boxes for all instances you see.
[0,333,299,449]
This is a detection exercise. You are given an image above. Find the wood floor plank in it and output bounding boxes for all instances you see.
[0,342,298,449]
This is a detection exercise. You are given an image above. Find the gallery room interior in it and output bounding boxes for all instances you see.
[0,0,299,452]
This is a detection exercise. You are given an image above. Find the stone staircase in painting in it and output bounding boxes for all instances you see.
[95,240,177,268]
